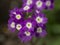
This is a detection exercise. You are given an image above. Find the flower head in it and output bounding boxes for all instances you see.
[32,13,48,26]
[16,22,23,31]
[20,5,33,12]
[23,0,35,7]
[8,0,49,42]
[9,8,24,22]
[24,18,36,30]
[34,0,45,10]
[34,26,47,38]
[18,27,34,42]
[8,18,16,32]
[21,0,37,12]
[45,0,54,9]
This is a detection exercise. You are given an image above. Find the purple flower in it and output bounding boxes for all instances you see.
[45,0,54,9]
[8,0,49,42]
[23,0,34,6]
[20,0,36,12]
[20,4,33,12]
[23,18,36,30]
[32,13,48,26]
[18,27,34,42]
[8,18,24,32]
[34,26,47,38]
[34,0,46,10]
[9,8,24,22]
[8,18,16,32]
[15,21,24,31]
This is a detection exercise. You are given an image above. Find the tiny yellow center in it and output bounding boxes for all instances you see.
[38,2,41,5]
[28,24,30,26]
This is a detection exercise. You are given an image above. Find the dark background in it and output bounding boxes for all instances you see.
[0,0,60,45]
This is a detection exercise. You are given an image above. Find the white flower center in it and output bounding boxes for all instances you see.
[28,16,31,18]
[25,31,31,36]
[36,16,43,23]
[23,6,30,10]
[27,0,32,5]
[46,1,51,6]
[37,27,42,33]
[26,22,32,29]
[36,1,43,8]
[15,14,21,20]
[10,22,15,28]
[16,24,22,30]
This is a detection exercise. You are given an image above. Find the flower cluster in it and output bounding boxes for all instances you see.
[8,0,54,42]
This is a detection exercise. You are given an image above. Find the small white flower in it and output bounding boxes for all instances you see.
[10,22,15,28]
[36,1,43,8]
[36,16,43,23]
[26,22,32,29]
[15,14,21,20]
[24,31,31,36]
[46,1,51,6]
[23,6,30,10]
[16,24,22,30]
[37,27,42,33]
[27,0,32,5]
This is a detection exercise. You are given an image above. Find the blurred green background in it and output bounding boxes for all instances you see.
[0,0,60,45]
